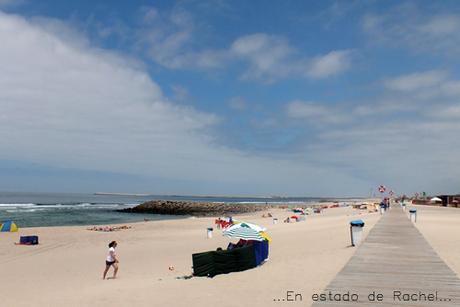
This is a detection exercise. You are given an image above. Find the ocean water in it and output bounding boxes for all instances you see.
[0,192,329,228]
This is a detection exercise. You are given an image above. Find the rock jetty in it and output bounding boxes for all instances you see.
[117,200,275,216]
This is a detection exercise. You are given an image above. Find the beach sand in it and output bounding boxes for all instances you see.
[0,206,380,307]
[411,204,460,277]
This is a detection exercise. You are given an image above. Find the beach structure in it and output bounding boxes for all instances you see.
[192,222,270,277]
[431,194,460,207]
[0,220,18,232]
[192,241,269,277]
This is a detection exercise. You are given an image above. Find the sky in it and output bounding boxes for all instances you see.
[1,0,460,197]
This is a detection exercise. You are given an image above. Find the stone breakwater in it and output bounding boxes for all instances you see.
[117,200,276,216]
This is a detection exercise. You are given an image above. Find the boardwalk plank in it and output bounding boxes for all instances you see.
[311,207,460,306]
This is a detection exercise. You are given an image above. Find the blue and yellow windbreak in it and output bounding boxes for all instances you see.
[0,220,18,232]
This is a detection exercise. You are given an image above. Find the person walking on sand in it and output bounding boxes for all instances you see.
[103,241,119,279]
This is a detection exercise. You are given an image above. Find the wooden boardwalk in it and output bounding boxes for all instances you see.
[312,206,460,306]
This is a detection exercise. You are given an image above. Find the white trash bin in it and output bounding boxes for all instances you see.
[272,218,278,225]
[350,219,365,247]
[206,227,213,239]
[409,209,417,223]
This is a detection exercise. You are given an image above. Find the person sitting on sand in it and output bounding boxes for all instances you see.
[235,239,247,248]
[103,241,119,280]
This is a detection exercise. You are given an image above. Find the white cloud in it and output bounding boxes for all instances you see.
[228,97,247,111]
[0,12,223,180]
[229,34,353,82]
[440,81,460,97]
[135,6,231,70]
[230,33,294,81]
[384,70,448,92]
[352,99,417,116]
[431,104,460,119]
[349,69,460,120]
[135,7,353,82]
[137,7,219,69]
[420,15,460,36]
[140,6,159,24]
[9,8,460,196]
[362,3,460,54]
[286,100,349,124]
[0,11,371,196]
[307,50,352,79]
[287,101,329,118]
[170,84,190,103]
[0,0,23,8]
[307,117,460,194]
[382,70,460,103]
[275,66,460,195]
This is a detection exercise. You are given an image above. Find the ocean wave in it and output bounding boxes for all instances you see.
[0,202,136,211]
[19,208,39,212]
[0,203,36,207]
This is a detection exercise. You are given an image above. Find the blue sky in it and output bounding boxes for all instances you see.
[1,0,460,196]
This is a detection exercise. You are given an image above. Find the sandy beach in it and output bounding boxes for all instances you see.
[411,205,460,277]
[0,205,380,307]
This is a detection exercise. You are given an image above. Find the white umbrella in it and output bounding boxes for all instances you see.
[430,197,442,202]
[232,220,266,232]
[223,223,265,241]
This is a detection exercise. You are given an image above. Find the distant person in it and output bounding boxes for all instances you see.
[380,200,386,212]
[103,241,119,280]
[382,198,387,210]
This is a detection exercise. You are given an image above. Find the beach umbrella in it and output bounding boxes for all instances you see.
[232,220,266,232]
[231,221,271,241]
[223,223,265,241]
[430,197,442,203]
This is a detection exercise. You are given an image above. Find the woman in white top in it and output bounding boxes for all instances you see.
[103,241,119,279]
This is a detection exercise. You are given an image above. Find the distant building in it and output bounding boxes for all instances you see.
[437,195,460,206]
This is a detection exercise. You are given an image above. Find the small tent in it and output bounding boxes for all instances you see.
[430,197,442,203]
[0,220,18,232]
